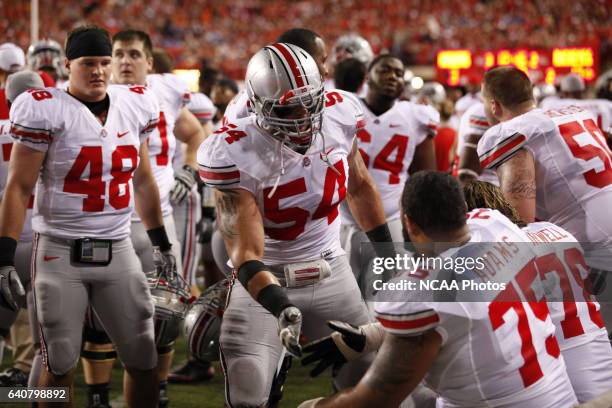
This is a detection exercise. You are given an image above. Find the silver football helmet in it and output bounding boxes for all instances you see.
[419,82,447,105]
[332,34,374,66]
[246,43,325,151]
[27,39,66,78]
[184,279,229,361]
[147,254,192,346]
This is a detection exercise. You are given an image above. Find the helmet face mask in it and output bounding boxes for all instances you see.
[246,43,325,152]
[147,267,192,345]
[27,39,66,79]
[184,279,229,362]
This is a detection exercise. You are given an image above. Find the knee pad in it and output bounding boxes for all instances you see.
[45,337,80,376]
[83,322,112,345]
[116,322,157,371]
[35,279,62,327]
[225,358,268,408]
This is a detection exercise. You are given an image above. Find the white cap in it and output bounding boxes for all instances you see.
[6,70,44,103]
[0,43,26,73]
[560,74,585,93]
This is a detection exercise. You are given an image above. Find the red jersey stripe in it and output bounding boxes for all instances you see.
[199,169,240,181]
[377,313,440,330]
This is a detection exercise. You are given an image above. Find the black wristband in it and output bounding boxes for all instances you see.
[257,284,294,318]
[365,223,393,243]
[366,223,396,264]
[146,226,172,252]
[0,236,17,267]
[237,260,267,289]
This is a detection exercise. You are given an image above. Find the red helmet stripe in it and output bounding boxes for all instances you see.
[270,43,306,88]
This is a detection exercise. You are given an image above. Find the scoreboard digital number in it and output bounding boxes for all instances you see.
[436,46,597,86]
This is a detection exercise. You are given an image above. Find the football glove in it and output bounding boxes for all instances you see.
[301,320,384,377]
[152,246,177,280]
[278,306,303,358]
[170,165,198,205]
[0,266,25,311]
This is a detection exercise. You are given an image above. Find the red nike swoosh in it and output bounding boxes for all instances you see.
[117,131,129,138]
[43,255,59,262]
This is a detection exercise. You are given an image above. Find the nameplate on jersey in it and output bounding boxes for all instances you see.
[283,259,331,288]
[72,238,112,266]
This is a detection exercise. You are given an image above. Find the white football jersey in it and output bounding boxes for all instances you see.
[9,85,159,240]
[198,90,363,265]
[454,92,481,119]
[341,99,439,225]
[457,102,498,185]
[323,78,368,98]
[0,119,33,242]
[540,97,612,135]
[145,73,190,215]
[375,209,577,408]
[186,92,216,125]
[222,89,251,124]
[523,221,607,349]
[478,107,612,270]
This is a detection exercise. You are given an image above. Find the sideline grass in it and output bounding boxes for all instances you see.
[1,336,332,407]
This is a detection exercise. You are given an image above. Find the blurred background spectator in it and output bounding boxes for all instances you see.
[1,0,609,79]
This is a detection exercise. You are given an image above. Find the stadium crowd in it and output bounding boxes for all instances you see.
[1,0,611,77]
[1,1,612,407]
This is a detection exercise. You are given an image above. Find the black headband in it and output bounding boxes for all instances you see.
[65,29,112,60]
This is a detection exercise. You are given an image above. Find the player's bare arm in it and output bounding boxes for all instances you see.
[0,144,44,239]
[214,188,281,296]
[308,331,442,407]
[457,133,483,184]
[133,142,164,230]
[214,187,303,355]
[409,137,437,174]
[174,107,206,168]
[496,148,536,223]
[346,141,386,231]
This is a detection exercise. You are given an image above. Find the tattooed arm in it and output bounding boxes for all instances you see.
[310,330,442,407]
[496,148,536,223]
[214,188,281,298]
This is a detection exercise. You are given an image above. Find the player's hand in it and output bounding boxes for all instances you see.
[301,321,367,377]
[278,306,303,357]
[170,165,198,204]
[152,246,177,280]
[0,265,25,311]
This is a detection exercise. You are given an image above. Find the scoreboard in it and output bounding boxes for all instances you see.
[436,46,598,86]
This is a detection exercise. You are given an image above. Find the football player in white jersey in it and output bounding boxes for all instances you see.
[198,43,392,407]
[68,30,205,408]
[540,74,612,137]
[477,67,612,282]
[299,172,578,408]
[0,26,177,407]
[149,48,212,297]
[0,71,43,388]
[324,34,373,98]
[340,54,438,296]
[456,101,499,186]
[463,180,612,403]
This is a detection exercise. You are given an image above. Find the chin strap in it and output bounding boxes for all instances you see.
[267,136,287,199]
